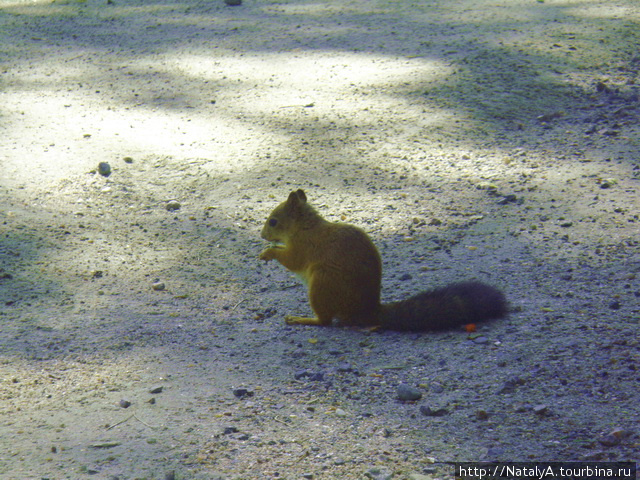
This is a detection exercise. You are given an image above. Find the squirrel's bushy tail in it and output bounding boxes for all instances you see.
[379,281,507,331]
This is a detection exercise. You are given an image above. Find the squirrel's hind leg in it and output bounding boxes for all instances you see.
[283,268,340,327]
[284,281,335,327]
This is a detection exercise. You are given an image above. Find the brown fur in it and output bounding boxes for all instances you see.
[260,190,507,330]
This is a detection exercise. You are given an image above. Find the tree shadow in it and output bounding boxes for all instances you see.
[1,0,637,361]
[0,0,637,355]
[2,0,637,145]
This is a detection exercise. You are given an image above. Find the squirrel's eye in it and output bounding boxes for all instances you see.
[268,218,278,227]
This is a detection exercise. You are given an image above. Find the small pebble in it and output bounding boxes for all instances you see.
[532,404,549,415]
[0,270,13,280]
[609,428,631,439]
[513,403,530,413]
[225,0,242,5]
[98,162,111,177]
[166,200,181,211]
[485,446,506,459]
[233,387,254,399]
[599,178,616,189]
[536,111,564,122]
[294,370,324,381]
[420,405,449,417]
[430,383,444,393]
[337,363,356,373]
[475,409,490,420]
[581,451,607,461]
[152,282,165,291]
[497,194,518,205]
[396,384,422,401]
[598,434,619,447]
[365,467,393,480]
[149,386,163,394]
[408,475,433,480]
[497,376,525,394]
[599,428,630,446]
[119,399,131,408]
[477,182,497,191]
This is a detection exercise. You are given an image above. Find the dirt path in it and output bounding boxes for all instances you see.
[1,0,638,478]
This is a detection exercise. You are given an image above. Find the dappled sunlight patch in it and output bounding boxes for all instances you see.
[2,47,458,189]
[0,0,180,17]
[163,51,461,155]
[0,352,157,415]
[567,2,639,21]
[168,50,455,105]
[261,0,392,17]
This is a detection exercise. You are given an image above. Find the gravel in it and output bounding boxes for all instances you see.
[0,0,638,478]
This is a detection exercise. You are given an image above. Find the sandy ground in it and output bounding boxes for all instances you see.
[0,0,639,478]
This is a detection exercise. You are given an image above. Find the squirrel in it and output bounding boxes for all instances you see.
[259,189,507,331]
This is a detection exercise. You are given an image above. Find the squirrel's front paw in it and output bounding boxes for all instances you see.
[259,248,275,261]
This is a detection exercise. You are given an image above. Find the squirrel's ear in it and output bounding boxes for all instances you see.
[287,189,307,206]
